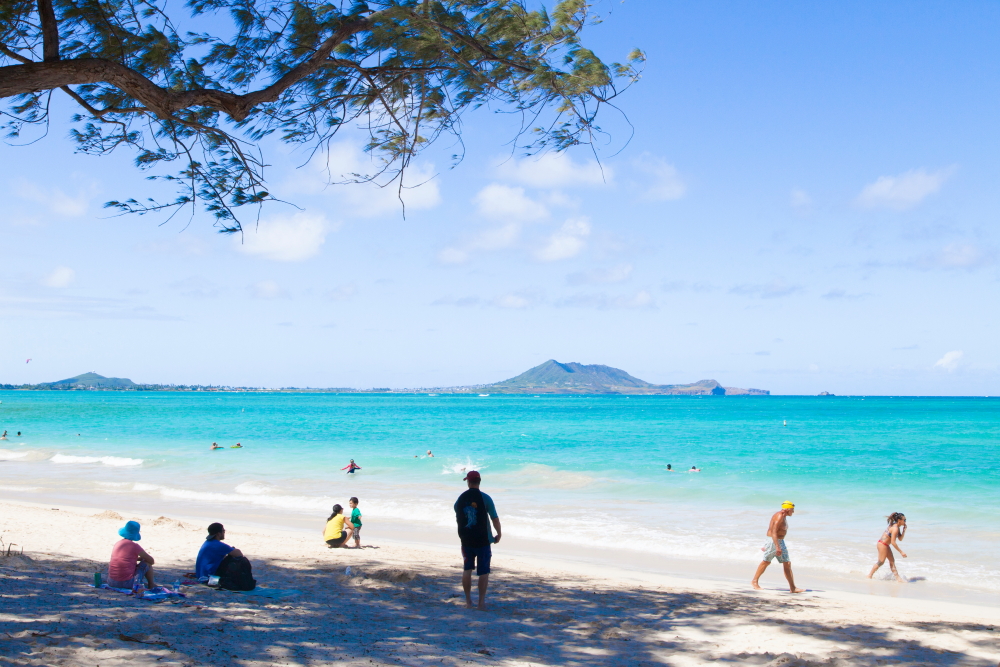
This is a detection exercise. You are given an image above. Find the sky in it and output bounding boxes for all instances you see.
[2,0,999,395]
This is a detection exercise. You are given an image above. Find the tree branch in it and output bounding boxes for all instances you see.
[0,13,383,122]
[239,13,379,109]
[37,0,60,62]
[0,41,34,66]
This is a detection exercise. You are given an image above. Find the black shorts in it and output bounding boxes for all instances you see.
[326,533,348,548]
[462,544,492,576]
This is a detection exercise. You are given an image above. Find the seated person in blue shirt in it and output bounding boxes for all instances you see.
[196,522,245,581]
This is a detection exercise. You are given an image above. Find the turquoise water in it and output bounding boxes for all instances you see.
[0,391,997,591]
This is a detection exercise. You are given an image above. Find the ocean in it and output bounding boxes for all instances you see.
[0,391,997,597]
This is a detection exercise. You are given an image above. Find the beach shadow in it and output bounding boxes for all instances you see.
[0,552,993,667]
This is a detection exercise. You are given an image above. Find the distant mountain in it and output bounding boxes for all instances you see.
[486,360,769,395]
[39,372,137,390]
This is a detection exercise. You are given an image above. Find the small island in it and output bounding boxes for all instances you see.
[481,360,769,395]
[2,362,770,396]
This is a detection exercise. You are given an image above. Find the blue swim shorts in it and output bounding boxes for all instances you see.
[461,544,492,576]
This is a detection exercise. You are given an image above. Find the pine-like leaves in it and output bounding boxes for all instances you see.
[0,0,642,232]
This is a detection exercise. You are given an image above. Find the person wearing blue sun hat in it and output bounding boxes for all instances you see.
[107,520,156,589]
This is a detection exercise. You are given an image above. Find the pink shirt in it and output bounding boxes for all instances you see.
[109,539,143,581]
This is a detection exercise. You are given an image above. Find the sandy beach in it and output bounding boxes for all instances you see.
[0,499,997,667]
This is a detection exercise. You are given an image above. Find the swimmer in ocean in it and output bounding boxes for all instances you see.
[0,431,6,440]
[666,464,673,471]
[426,450,434,457]
[232,442,243,449]
[688,466,700,472]
[342,459,362,474]
[211,442,222,450]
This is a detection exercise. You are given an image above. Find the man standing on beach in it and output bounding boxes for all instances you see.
[751,501,805,593]
[454,470,502,610]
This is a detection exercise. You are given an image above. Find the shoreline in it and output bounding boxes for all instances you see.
[1,498,998,666]
[3,494,999,613]
[2,488,996,610]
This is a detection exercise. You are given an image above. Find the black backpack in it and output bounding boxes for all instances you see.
[217,555,257,591]
[455,488,489,548]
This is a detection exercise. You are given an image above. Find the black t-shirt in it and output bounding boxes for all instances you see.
[455,488,490,548]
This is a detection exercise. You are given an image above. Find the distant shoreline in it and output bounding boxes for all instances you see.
[1,388,997,396]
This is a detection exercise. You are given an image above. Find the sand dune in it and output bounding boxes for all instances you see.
[0,501,997,666]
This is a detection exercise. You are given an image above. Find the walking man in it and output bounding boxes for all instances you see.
[751,501,805,593]
[454,470,502,610]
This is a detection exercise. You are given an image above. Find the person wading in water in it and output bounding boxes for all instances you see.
[867,512,907,582]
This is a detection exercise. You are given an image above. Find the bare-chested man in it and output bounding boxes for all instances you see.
[751,501,804,593]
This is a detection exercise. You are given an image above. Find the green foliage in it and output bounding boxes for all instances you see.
[0,0,642,232]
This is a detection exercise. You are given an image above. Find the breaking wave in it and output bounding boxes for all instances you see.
[50,454,143,467]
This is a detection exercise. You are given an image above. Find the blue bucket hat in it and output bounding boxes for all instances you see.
[118,521,141,542]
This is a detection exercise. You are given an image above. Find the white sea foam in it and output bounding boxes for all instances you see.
[50,454,143,467]
[129,482,335,512]
[234,480,279,495]
[0,484,40,491]
[505,464,595,489]
[0,449,28,461]
[441,457,484,475]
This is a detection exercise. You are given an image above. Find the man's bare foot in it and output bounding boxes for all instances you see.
[477,603,487,611]
[790,587,805,593]
[751,581,762,590]
[465,600,474,609]
[865,574,873,579]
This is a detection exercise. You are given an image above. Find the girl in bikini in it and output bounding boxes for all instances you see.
[867,512,907,582]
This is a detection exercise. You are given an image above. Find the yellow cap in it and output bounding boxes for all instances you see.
[781,501,795,509]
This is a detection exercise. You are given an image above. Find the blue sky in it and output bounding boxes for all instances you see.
[2,1,999,394]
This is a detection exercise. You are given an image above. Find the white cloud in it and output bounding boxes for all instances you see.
[238,212,329,262]
[494,293,532,309]
[557,289,655,310]
[437,247,471,265]
[662,280,718,293]
[171,276,221,299]
[914,243,995,270]
[495,152,610,188]
[438,222,522,265]
[248,280,288,300]
[41,266,75,288]
[474,184,549,222]
[790,188,812,213]
[856,167,955,211]
[16,179,94,217]
[730,279,800,299]
[567,264,633,286]
[325,283,358,301]
[290,142,441,216]
[933,350,963,371]
[433,289,544,309]
[439,185,549,264]
[634,154,686,201]
[821,288,869,300]
[535,218,591,261]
